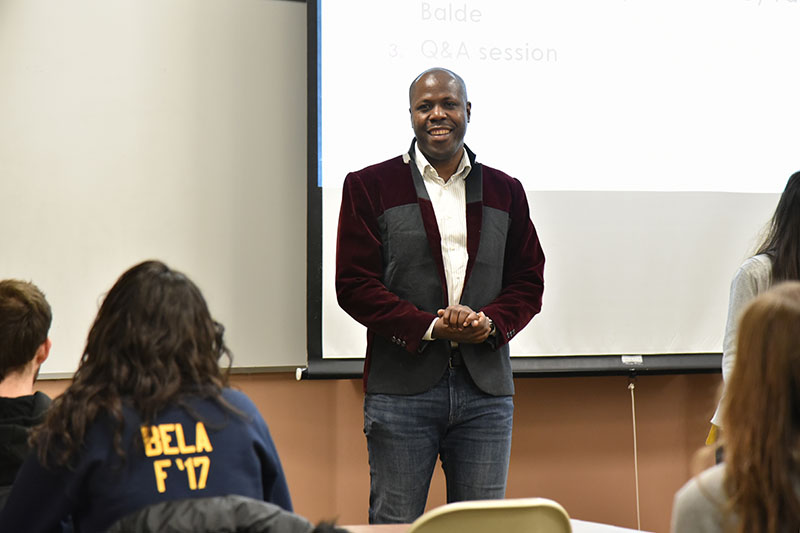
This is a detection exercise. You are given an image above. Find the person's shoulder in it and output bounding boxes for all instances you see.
[736,254,772,279]
[743,253,771,270]
[672,464,728,532]
[32,390,51,406]
[477,162,528,212]
[342,154,418,208]
[348,154,407,179]
[478,162,517,184]
[678,462,727,497]
[221,388,260,414]
[673,463,728,527]
[30,391,51,419]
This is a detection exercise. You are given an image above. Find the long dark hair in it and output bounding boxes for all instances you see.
[756,171,800,282]
[31,260,233,467]
[723,282,800,532]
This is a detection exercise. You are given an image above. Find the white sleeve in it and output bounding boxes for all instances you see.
[721,263,763,384]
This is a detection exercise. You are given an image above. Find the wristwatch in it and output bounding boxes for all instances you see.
[487,317,496,336]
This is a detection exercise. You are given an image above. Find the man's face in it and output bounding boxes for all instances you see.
[409,71,471,167]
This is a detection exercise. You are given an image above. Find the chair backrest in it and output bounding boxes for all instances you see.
[407,498,572,533]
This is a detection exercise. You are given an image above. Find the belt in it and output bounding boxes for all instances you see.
[449,348,463,368]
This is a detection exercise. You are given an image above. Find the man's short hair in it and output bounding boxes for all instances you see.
[0,280,52,380]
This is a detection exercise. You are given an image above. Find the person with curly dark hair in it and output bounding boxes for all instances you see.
[0,260,292,532]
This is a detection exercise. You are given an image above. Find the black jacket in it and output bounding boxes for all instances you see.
[0,391,50,508]
[106,495,315,533]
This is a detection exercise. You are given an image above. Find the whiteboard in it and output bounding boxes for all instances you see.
[0,0,307,376]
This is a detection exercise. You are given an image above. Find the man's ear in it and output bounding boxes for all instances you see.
[34,338,51,365]
[466,101,471,123]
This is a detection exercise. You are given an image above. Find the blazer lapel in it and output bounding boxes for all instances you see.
[406,140,484,303]
[463,146,483,287]
[407,141,449,299]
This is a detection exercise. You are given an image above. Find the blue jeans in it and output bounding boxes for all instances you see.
[363,366,514,524]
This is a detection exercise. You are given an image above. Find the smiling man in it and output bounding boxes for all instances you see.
[335,68,545,524]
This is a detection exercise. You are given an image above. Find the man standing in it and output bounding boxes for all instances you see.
[335,68,545,524]
[0,279,52,508]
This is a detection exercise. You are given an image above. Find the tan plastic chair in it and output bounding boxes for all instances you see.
[407,497,572,533]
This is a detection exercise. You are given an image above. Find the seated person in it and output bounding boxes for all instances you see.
[671,281,800,532]
[0,261,292,532]
[0,279,52,508]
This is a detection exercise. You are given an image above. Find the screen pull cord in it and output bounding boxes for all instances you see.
[628,373,642,531]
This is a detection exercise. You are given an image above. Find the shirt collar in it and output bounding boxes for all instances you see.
[410,145,471,183]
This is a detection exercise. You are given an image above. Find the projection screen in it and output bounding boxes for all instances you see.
[307,0,799,376]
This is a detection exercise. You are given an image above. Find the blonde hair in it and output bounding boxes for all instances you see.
[722,281,800,532]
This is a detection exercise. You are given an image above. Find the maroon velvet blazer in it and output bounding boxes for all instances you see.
[335,143,545,395]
